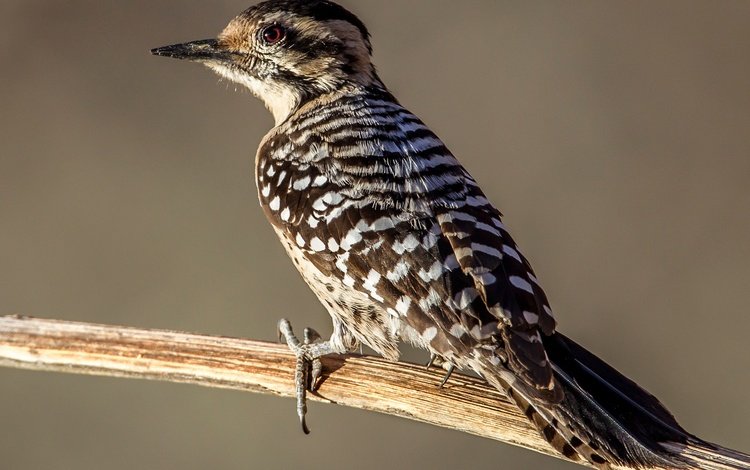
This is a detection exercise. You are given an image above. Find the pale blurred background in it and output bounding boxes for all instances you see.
[1,1,749,469]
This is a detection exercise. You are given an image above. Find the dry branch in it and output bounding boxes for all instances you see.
[0,315,747,470]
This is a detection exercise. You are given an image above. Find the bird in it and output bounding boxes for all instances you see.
[151,1,746,468]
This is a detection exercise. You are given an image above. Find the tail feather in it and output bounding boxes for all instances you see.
[660,439,750,470]
[480,361,613,467]
[503,385,587,464]
[480,332,750,469]
[545,332,693,468]
[544,332,689,444]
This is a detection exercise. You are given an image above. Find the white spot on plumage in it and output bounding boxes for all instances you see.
[335,252,350,273]
[310,237,326,252]
[277,170,287,185]
[393,234,420,254]
[449,323,467,338]
[395,296,411,316]
[418,260,444,282]
[503,245,523,263]
[363,270,384,302]
[386,259,410,282]
[269,196,281,211]
[281,208,291,222]
[343,274,355,287]
[362,238,385,256]
[479,272,497,285]
[449,212,478,224]
[363,269,381,290]
[322,192,344,205]
[419,288,442,310]
[470,324,481,338]
[471,243,502,259]
[492,218,508,231]
[355,219,370,232]
[266,166,276,177]
[370,216,395,232]
[307,215,320,228]
[454,288,479,309]
[292,176,311,191]
[475,222,502,236]
[523,311,540,324]
[443,254,460,270]
[313,175,328,187]
[328,238,339,252]
[510,276,535,294]
[422,327,438,342]
[422,232,439,250]
[324,205,346,223]
[312,198,327,212]
[296,233,305,247]
[261,185,271,197]
[340,228,363,250]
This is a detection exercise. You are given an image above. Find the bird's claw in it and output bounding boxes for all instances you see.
[426,353,456,388]
[277,319,333,434]
[438,364,455,388]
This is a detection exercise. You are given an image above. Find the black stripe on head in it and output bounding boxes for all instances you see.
[248,0,371,52]
[285,30,345,61]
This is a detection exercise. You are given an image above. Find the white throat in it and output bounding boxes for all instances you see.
[208,63,300,126]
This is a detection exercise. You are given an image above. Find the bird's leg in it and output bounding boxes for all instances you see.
[277,318,339,434]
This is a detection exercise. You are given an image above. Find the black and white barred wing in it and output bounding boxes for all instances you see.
[377,106,561,398]
[433,197,560,399]
[310,179,562,400]
[346,155,562,396]
[259,94,561,399]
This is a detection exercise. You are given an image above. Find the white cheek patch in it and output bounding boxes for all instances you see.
[207,63,300,125]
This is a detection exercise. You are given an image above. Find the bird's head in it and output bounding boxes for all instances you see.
[152,0,380,125]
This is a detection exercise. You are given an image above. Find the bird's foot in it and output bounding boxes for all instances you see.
[277,318,336,434]
[426,354,456,388]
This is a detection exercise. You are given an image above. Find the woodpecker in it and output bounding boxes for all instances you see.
[152,1,744,468]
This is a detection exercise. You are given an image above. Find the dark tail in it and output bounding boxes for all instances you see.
[536,332,750,469]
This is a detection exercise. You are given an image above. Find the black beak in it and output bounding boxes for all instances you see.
[151,39,225,62]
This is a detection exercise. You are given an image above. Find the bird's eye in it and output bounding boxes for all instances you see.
[261,25,286,45]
